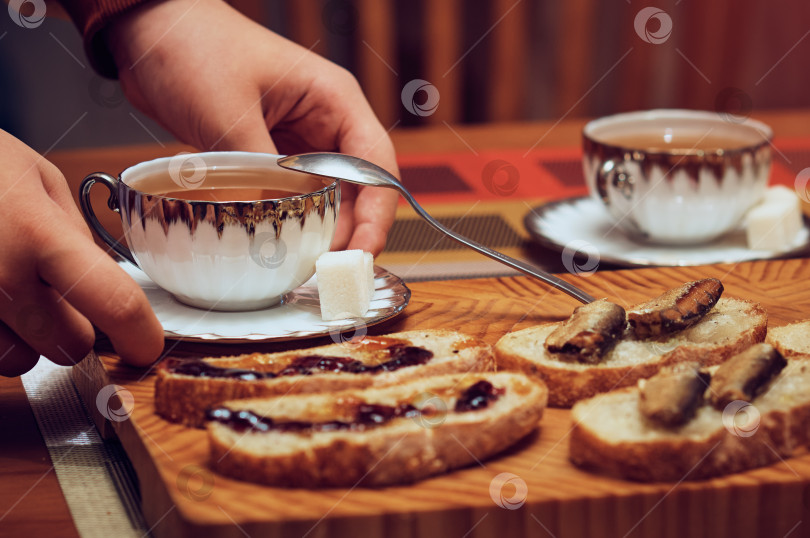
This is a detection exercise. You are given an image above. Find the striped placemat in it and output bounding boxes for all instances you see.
[379,139,810,280]
[21,361,146,537]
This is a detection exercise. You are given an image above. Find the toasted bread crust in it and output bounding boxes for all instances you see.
[495,297,767,407]
[207,372,547,487]
[210,409,539,487]
[569,361,810,481]
[568,418,782,482]
[767,320,810,359]
[155,330,495,427]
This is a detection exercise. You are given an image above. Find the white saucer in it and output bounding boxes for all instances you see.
[524,196,810,267]
[119,262,411,343]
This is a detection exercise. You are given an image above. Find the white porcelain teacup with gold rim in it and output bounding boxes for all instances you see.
[80,152,339,311]
[583,109,772,245]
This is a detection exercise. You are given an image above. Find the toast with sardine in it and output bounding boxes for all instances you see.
[766,319,810,359]
[568,342,810,481]
[156,330,494,427]
[495,279,767,407]
[206,372,547,487]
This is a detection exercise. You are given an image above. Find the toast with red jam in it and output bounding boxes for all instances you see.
[155,330,494,427]
[495,279,767,407]
[206,372,547,487]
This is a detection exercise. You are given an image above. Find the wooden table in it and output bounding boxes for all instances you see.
[4,109,810,536]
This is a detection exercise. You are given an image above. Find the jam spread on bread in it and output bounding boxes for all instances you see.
[206,380,504,433]
[166,360,274,381]
[454,381,505,412]
[166,345,433,379]
[205,403,422,433]
[347,336,411,351]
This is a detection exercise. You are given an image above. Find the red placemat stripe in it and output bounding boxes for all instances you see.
[396,137,810,205]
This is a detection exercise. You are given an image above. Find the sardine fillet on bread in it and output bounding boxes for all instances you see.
[495,297,767,407]
[207,372,547,487]
[155,330,494,427]
[568,359,810,482]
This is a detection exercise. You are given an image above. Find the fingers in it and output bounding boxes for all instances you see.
[34,222,164,367]
[0,139,105,373]
[327,72,399,175]
[346,216,395,255]
[345,183,399,255]
[38,160,94,239]
[0,322,40,377]
[332,184,399,256]
[4,284,95,367]
[198,97,280,154]
[338,128,400,255]
[311,72,398,255]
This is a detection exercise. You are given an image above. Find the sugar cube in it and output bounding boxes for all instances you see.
[364,251,375,298]
[316,250,374,320]
[746,186,803,251]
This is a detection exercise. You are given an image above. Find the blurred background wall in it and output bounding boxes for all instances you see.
[1,0,809,153]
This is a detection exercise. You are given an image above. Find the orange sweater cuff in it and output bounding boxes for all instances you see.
[56,0,151,78]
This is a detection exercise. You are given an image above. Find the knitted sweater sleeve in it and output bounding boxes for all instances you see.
[54,0,152,78]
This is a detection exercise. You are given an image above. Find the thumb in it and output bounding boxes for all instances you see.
[207,114,279,154]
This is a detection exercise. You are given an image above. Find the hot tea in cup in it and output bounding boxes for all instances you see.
[80,152,339,311]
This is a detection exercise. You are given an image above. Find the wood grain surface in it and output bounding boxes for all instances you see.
[74,258,810,538]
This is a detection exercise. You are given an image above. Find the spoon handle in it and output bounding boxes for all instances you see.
[399,190,596,304]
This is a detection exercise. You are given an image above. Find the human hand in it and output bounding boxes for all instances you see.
[105,0,399,255]
[0,131,164,376]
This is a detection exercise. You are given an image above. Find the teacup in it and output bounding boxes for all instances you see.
[79,152,339,311]
[582,109,772,244]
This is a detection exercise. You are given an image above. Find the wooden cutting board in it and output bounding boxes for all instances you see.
[73,259,810,538]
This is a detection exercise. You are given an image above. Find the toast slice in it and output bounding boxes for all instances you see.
[206,372,547,487]
[155,330,494,427]
[568,359,810,481]
[494,297,767,407]
[767,320,810,359]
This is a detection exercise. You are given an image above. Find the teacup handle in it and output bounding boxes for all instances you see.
[79,173,138,265]
[596,158,633,201]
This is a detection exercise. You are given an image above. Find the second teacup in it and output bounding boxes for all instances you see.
[582,109,772,244]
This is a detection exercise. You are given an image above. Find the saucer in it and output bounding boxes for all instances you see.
[119,262,411,343]
[524,196,810,267]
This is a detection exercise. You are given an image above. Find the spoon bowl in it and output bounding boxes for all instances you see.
[277,153,596,304]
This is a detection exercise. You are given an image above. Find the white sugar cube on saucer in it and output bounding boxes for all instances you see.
[745,186,804,252]
[363,251,375,297]
[316,250,374,321]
